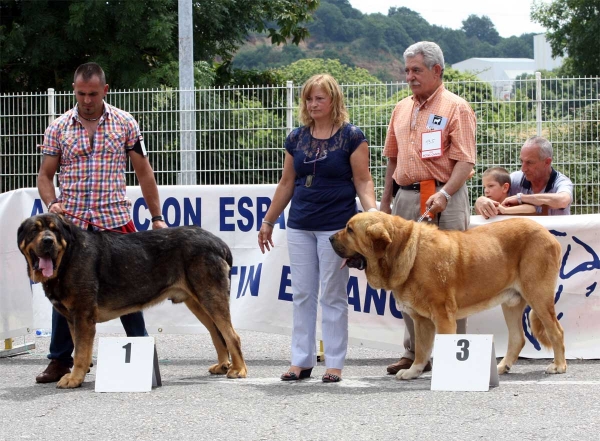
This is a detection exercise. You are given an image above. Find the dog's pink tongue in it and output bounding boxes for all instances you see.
[39,257,54,277]
[340,258,348,270]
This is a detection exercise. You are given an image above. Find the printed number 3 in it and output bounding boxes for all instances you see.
[122,342,132,363]
[456,339,470,361]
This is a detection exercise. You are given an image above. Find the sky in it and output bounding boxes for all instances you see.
[348,0,548,38]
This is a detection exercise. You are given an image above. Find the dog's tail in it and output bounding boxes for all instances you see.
[529,309,560,349]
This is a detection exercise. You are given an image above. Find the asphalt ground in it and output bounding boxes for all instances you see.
[1,330,600,441]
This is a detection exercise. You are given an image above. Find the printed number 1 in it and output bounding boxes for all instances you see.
[456,339,470,361]
[122,343,132,363]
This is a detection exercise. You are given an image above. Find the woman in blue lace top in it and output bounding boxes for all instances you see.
[258,74,377,383]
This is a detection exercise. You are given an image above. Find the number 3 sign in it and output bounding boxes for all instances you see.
[431,334,499,392]
[95,337,162,392]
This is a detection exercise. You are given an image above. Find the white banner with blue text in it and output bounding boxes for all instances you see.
[2,186,599,359]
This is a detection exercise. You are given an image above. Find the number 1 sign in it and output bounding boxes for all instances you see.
[430,334,499,392]
[95,337,162,392]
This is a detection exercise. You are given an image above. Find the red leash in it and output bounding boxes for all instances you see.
[62,210,128,235]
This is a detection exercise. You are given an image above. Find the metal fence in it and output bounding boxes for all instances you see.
[1,75,599,213]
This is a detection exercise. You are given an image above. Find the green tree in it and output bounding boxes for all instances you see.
[0,0,319,91]
[361,16,387,50]
[461,15,501,45]
[436,30,469,63]
[137,61,216,89]
[230,44,307,72]
[192,0,319,60]
[325,0,363,19]
[309,1,350,42]
[387,6,430,44]
[495,35,535,58]
[0,0,177,91]
[230,2,551,81]
[277,58,380,85]
[531,0,600,76]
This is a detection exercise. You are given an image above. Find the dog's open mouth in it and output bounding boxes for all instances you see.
[30,250,55,278]
[340,254,367,271]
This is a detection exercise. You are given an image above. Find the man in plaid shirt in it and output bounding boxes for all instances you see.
[35,62,168,384]
[380,41,477,377]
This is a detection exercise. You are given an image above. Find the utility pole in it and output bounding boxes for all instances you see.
[178,0,197,184]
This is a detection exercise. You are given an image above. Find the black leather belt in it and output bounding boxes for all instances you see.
[399,183,421,191]
[398,181,445,191]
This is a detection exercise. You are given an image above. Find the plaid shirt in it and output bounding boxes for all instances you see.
[40,103,141,229]
[383,84,476,185]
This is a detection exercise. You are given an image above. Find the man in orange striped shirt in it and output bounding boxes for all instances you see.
[380,41,477,377]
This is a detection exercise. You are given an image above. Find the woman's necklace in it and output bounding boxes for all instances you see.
[305,123,335,188]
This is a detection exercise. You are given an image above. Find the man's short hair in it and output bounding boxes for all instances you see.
[403,41,445,72]
[482,166,511,187]
[525,136,553,160]
[74,62,106,85]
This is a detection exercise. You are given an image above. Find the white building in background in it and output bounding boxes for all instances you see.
[451,34,563,100]
[451,58,535,99]
[534,33,564,71]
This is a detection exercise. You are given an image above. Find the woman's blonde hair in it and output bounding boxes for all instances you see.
[298,74,349,127]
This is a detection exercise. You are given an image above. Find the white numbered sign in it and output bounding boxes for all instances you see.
[95,336,162,393]
[430,334,499,392]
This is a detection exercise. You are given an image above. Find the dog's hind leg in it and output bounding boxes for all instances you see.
[206,306,247,379]
[528,305,567,374]
[497,296,527,374]
[521,278,566,373]
[520,237,566,374]
[184,298,231,375]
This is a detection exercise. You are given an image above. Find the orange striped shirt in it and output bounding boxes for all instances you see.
[383,84,476,185]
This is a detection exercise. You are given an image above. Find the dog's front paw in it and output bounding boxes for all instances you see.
[395,367,421,380]
[208,362,230,375]
[497,362,511,375]
[56,373,83,389]
[545,362,567,374]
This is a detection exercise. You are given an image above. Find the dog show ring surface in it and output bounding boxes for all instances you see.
[95,337,162,392]
[431,334,499,392]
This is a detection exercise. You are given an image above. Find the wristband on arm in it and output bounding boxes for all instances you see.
[47,199,59,211]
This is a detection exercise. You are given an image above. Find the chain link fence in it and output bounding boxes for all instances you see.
[1,76,599,213]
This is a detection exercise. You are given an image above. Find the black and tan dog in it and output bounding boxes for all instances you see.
[330,211,567,380]
[18,213,247,388]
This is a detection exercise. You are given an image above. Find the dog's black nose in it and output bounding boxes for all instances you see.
[42,236,54,246]
[329,235,335,243]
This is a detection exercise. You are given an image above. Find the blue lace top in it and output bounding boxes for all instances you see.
[284,123,368,231]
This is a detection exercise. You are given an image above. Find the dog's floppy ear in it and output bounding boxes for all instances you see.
[17,219,28,249]
[366,222,392,258]
[54,214,73,245]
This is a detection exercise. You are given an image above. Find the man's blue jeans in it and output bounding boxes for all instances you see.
[48,308,148,363]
